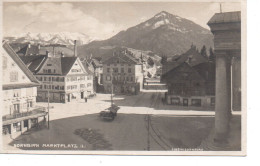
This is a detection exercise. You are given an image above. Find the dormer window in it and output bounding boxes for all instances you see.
[47,64,52,66]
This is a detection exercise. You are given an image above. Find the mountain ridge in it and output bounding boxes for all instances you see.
[78,11,213,57]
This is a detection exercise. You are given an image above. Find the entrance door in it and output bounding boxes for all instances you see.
[67,94,71,102]
[81,92,84,99]
[183,99,188,106]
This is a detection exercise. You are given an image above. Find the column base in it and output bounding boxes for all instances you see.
[214,131,229,144]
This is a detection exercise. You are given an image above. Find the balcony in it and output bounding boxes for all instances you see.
[2,106,47,125]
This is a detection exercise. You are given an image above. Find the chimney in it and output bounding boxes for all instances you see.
[28,43,31,48]
[46,51,51,57]
[74,40,77,57]
[61,51,64,58]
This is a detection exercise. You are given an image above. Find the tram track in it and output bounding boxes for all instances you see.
[145,87,172,150]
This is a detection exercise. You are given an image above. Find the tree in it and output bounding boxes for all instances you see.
[200,45,208,58]
[147,57,154,67]
[209,47,216,62]
[160,55,167,64]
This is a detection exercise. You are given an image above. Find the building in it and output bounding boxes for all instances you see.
[16,43,40,56]
[81,57,103,92]
[2,42,47,137]
[208,11,241,142]
[161,45,215,108]
[102,51,144,95]
[19,53,94,103]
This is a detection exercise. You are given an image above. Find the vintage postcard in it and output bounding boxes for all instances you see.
[0,0,246,155]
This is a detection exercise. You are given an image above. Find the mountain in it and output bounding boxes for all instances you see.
[4,32,94,46]
[78,11,213,57]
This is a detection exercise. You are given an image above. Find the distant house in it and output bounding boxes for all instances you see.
[102,51,144,95]
[2,42,47,137]
[81,57,103,93]
[16,43,40,56]
[161,46,215,107]
[19,52,94,103]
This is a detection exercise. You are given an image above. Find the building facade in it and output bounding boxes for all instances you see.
[161,46,215,108]
[103,52,143,95]
[2,42,47,137]
[20,55,94,103]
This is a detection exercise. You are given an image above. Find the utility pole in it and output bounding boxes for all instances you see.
[111,73,114,107]
[147,114,150,151]
[47,89,50,129]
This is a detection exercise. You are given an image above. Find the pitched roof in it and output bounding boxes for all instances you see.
[2,42,40,85]
[17,44,40,56]
[103,52,141,65]
[19,55,47,73]
[61,57,77,75]
[162,46,208,76]
[208,11,241,25]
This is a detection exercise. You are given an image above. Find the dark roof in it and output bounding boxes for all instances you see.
[208,11,241,25]
[17,44,40,56]
[2,42,40,85]
[162,46,208,76]
[61,57,77,75]
[3,83,40,90]
[19,55,47,73]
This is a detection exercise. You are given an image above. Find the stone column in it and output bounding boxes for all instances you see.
[232,56,241,111]
[21,120,24,134]
[214,53,230,142]
[28,119,31,131]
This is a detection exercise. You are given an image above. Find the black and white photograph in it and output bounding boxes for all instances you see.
[0,0,245,155]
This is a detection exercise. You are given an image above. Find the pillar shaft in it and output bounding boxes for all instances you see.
[214,54,230,141]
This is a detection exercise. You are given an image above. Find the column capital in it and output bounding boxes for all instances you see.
[215,50,241,59]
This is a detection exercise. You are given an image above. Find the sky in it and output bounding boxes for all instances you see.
[3,1,241,40]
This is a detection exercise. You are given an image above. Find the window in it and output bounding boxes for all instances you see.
[3,56,7,69]
[80,84,85,88]
[39,85,42,89]
[48,69,51,73]
[121,68,124,73]
[48,77,51,81]
[87,76,91,80]
[43,69,47,73]
[87,83,92,87]
[47,64,52,66]
[210,97,215,106]
[113,68,118,73]
[130,77,133,81]
[107,68,110,73]
[55,86,59,90]
[126,77,129,81]
[191,99,201,107]
[60,77,64,82]
[80,76,85,81]
[71,69,81,72]
[37,76,42,81]
[60,86,64,90]
[52,77,55,81]
[52,85,55,89]
[106,76,111,81]
[10,71,18,82]
[48,85,51,89]
[53,69,56,73]
[128,68,131,73]
[44,77,47,81]
[44,85,47,89]
[67,86,71,90]
[71,76,77,81]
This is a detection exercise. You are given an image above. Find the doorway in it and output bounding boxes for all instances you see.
[183,98,188,106]
[81,92,84,99]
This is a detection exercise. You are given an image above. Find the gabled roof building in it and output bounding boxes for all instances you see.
[102,51,144,95]
[161,46,215,108]
[19,53,94,103]
[2,42,47,137]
